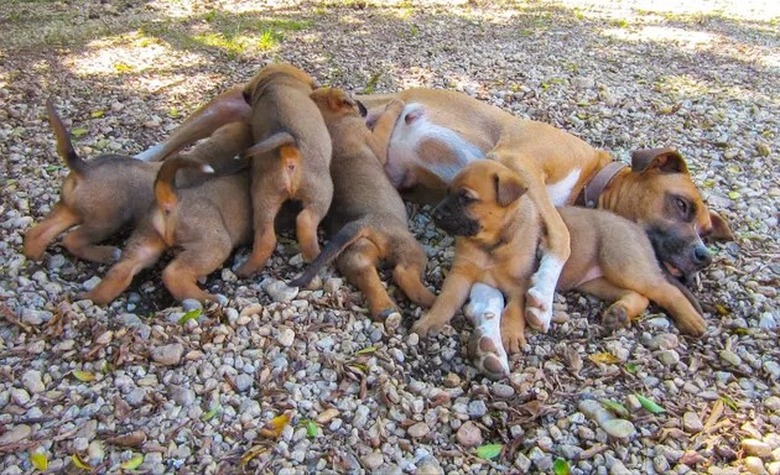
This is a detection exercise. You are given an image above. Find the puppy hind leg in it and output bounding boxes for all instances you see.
[23,203,80,260]
[577,278,649,330]
[83,235,166,305]
[162,240,231,303]
[391,242,435,308]
[236,197,284,278]
[62,224,121,264]
[338,240,396,320]
[295,205,325,263]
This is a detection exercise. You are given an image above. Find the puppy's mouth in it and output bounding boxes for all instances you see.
[433,212,480,237]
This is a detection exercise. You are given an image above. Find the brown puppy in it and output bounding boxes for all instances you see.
[24,99,162,264]
[25,101,252,265]
[289,88,435,319]
[413,160,706,356]
[83,123,255,305]
[235,63,333,277]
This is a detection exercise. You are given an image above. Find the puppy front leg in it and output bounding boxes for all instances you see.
[501,290,527,354]
[365,99,405,164]
[465,283,510,379]
[411,263,475,338]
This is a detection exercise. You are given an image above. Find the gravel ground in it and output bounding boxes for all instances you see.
[1,0,779,473]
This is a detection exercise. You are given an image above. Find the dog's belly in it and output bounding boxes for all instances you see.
[386,103,485,188]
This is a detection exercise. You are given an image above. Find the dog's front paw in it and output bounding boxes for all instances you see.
[602,303,629,331]
[675,313,707,337]
[468,327,510,380]
[411,315,446,338]
[525,286,552,332]
[385,98,405,113]
[500,320,527,354]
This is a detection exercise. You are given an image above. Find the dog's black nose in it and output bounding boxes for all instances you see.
[692,244,712,267]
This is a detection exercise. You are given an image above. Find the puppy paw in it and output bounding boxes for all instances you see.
[524,287,552,332]
[468,327,509,380]
[602,304,629,331]
[411,316,446,338]
[500,320,527,354]
[676,314,707,337]
[385,98,405,113]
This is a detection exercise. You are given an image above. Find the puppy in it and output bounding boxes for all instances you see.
[83,123,255,305]
[289,88,435,318]
[24,101,251,265]
[413,161,705,370]
[24,99,162,264]
[235,63,333,277]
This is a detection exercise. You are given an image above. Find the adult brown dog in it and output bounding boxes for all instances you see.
[133,86,733,348]
[234,63,333,278]
[413,160,706,376]
[84,123,255,305]
[289,87,435,318]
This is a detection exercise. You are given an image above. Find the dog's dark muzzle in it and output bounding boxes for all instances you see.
[647,226,713,286]
[433,198,480,237]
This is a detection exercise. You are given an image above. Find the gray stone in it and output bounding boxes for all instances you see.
[455,421,483,447]
[265,280,298,302]
[683,411,703,433]
[743,439,772,458]
[277,327,295,347]
[361,451,383,470]
[235,374,253,392]
[152,343,184,366]
[181,299,202,312]
[467,400,488,418]
[0,424,31,445]
[407,422,429,438]
[21,370,45,394]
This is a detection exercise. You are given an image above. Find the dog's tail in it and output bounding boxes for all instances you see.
[154,157,214,214]
[243,131,297,159]
[288,220,367,288]
[46,98,85,175]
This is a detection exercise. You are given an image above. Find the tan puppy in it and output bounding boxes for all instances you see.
[413,161,705,374]
[289,88,435,318]
[235,63,333,277]
[83,123,255,305]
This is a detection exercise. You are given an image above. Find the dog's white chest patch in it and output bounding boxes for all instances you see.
[546,169,581,207]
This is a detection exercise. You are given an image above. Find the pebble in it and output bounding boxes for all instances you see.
[234,374,253,392]
[768,462,780,475]
[743,439,772,458]
[353,405,370,429]
[170,386,196,406]
[362,451,384,470]
[82,276,101,291]
[416,456,443,475]
[765,397,780,412]
[181,299,202,312]
[315,408,339,424]
[579,400,635,439]
[745,457,768,475]
[0,424,31,445]
[152,343,184,366]
[647,317,671,330]
[764,361,780,379]
[720,350,742,366]
[467,400,488,418]
[759,313,777,330]
[21,370,45,394]
[683,412,703,433]
[384,312,402,332]
[443,373,461,388]
[658,350,680,366]
[648,333,679,350]
[265,280,298,302]
[277,328,295,347]
[455,421,483,447]
[10,388,30,405]
[491,383,515,398]
[610,459,632,475]
[407,422,430,438]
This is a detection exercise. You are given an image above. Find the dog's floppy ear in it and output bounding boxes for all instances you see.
[631,148,689,174]
[708,210,734,241]
[493,172,526,207]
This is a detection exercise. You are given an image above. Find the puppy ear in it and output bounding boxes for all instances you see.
[493,172,526,207]
[631,148,689,174]
[242,87,252,105]
[708,210,734,241]
[356,100,368,118]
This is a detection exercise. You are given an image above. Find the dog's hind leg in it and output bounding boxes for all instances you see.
[162,237,232,303]
[337,239,396,320]
[23,203,81,261]
[62,224,121,264]
[83,234,166,305]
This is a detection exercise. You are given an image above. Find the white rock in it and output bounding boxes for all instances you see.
[21,370,45,394]
[277,328,295,347]
[743,439,772,458]
[407,422,429,438]
[265,280,298,302]
[745,456,768,475]
[151,343,184,366]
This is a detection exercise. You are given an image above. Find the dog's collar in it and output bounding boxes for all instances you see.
[575,161,628,208]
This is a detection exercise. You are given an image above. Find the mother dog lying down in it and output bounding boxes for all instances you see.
[134,79,733,344]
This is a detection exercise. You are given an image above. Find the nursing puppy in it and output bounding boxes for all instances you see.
[24,101,252,265]
[289,88,435,318]
[413,161,705,372]
[83,123,255,305]
[235,63,333,277]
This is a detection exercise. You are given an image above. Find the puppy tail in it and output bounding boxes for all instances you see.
[289,220,366,288]
[46,98,85,175]
[663,272,704,315]
[243,131,296,159]
[154,156,214,214]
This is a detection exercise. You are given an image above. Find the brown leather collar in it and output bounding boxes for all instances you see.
[575,161,628,208]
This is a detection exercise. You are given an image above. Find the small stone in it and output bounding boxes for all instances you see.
[151,343,184,366]
[467,400,488,418]
[10,388,30,405]
[683,412,703,433]
[21,370,45,394]
[720,350,742,366]
[765,397,780,412]
[647,317,670,330]
[384,312,402,332]
[265,280,298,302]
[169,386,196,406]
[601,419,636,439]
[443,373,461,388]
[416,456,443,475]
[767,461,780,475]
[491,383,515,398]
[764,361,780,380]
[315,408,339,424]
[759,313,777,330]
[743,439,772,458]
[353,405,370,429]
[455,421,483,447]
[82,276,101,291]
[323,277,342,293]
[610,459,632,475]
[648,333,679,350]
[407,422,430,438]
[658,350,680,366]
[181,299,202,312]
[234,374,253,392]
[0,424,32,445]
[277,328,295,347]
[745,456,769,475]
[361,451,383,470]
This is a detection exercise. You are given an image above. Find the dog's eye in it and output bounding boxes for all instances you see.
[675,197,688,215]
[458,191,476,205]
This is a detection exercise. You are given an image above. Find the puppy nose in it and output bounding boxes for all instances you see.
[692,244,712,267]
